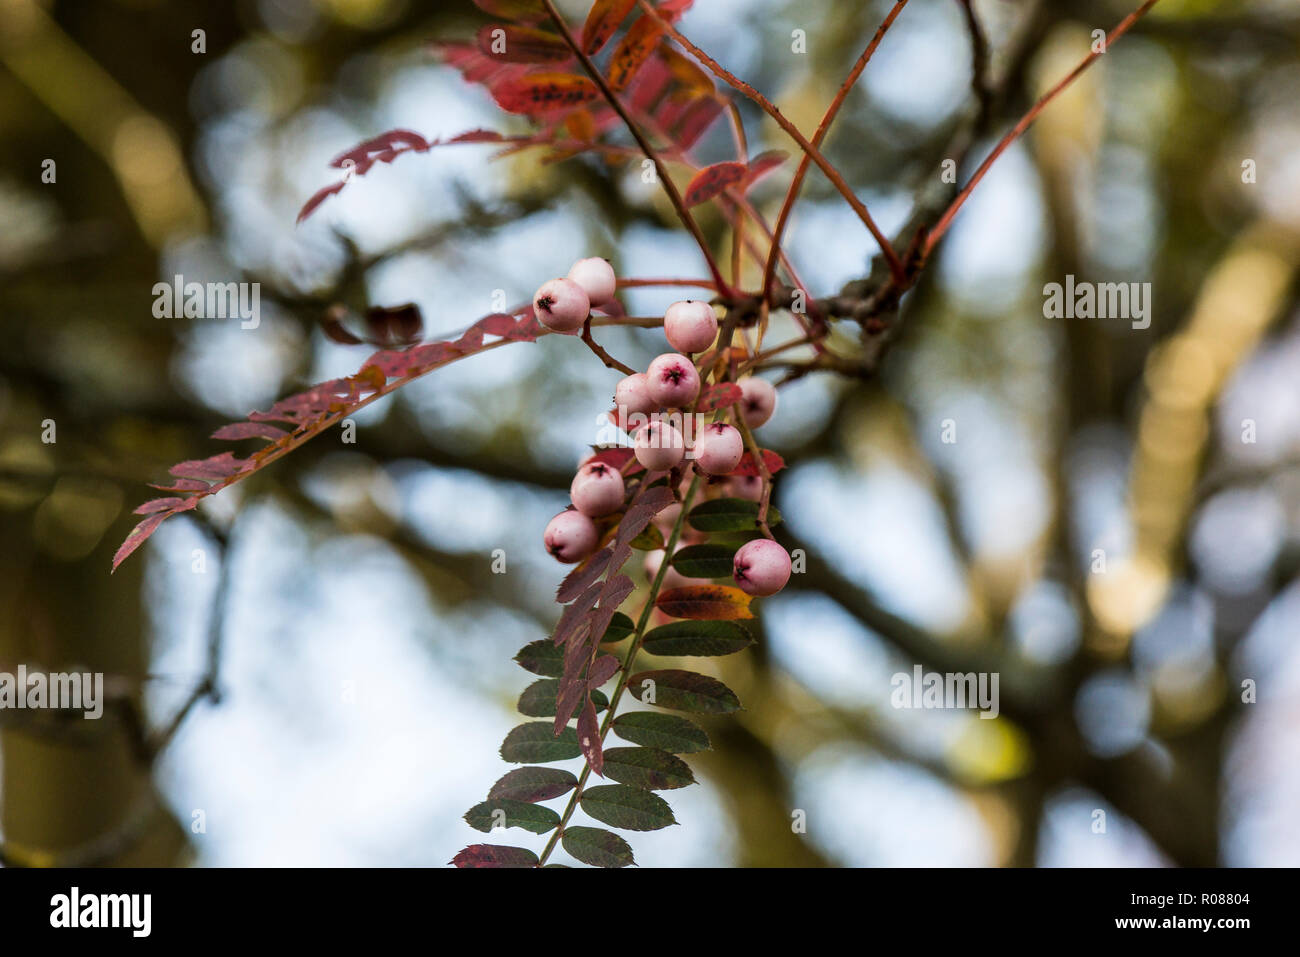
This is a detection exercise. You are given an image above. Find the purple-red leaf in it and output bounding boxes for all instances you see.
[210,422,289,442]
[491,73,600,114]
[684,161,747,207]
[582,0,637,54]
[578,698,603,776]
[451,844,539,868]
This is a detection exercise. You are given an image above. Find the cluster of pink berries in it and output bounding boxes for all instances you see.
[539,264,792,599]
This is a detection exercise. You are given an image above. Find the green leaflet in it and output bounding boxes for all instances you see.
[611,712,712,753]
[641,619,754,656]
[687,497,782,532]
[627,670,742,714]
[499,722,581,763]
[602,747,696,790]
[580,784,677,831]
[669,543,736,579]
[517,679,610,718]
[562,826,635,868]
[464,798,561,835]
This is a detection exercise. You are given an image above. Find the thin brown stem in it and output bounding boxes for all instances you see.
[637,0,906,285]
[580,317,637,375]
[540,0,731,295]
[763,0,910,301]
[924,0,1164,255]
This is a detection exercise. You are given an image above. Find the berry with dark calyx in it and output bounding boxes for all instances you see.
[738,376,777,427]
[634,420,685,470]
[533,278,590,332]
[570,461,625,517]
[645,354,700,408]
[732,538,791,596]
[544,509,599,564]
[693,422,744,476]
[663,300,718,353]
[615,373,658,416]
[567,257,617,306]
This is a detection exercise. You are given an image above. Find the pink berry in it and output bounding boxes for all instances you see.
[567,257,617,306]
[732,538,791,596]
[738,376,777,427]
[615,373,658,416]
[634,420,685,470]
[544,509,599,564]
[533,278,590,332]
[645,354,700,408]
[728,475,763,501]
[570,461,625,517]
[663,300,718,353]
[693,422,744,475]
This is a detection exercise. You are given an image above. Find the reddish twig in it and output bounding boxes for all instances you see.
[580,317,637,375]
[924,0,1164,255]
[762,0,911,301]
[636,0,906,285]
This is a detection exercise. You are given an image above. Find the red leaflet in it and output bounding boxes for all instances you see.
[132,497,189,515]
[586,447,635,470]
[607,16,663,93]
[450,845,539,868]
[684,152,789,208]
[210,422,289,442]
[698,382,744,412]
[582,0,638,54]
[656,584,755,620]
[491,73,601,114]
[731,449,786,477]
[476,24,572,63]
[577,699,604,776]
[684,162,747,207]
[169,452,248,482]
[588,654,621,688]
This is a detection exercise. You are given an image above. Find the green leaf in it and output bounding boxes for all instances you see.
[669,543,736,579]
[562,826,635,868]
[464,799,560,835]
[602,747,696,790]
[515,639,563,678]
[451,844,539,868]
[687,497,782,532]
[628,523,664,550]
[641,619,754,657]
[488,767,578,803]
[612,712,711,753]
[500,722,581,763]
[517,679,609,718]
[602,611,636,643]
[580,784,676,831]
[627,670,741,714]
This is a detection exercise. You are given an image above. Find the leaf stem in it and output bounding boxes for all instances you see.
[537,471,704,866]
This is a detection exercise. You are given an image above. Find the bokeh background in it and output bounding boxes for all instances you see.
[1,0,1298,867]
